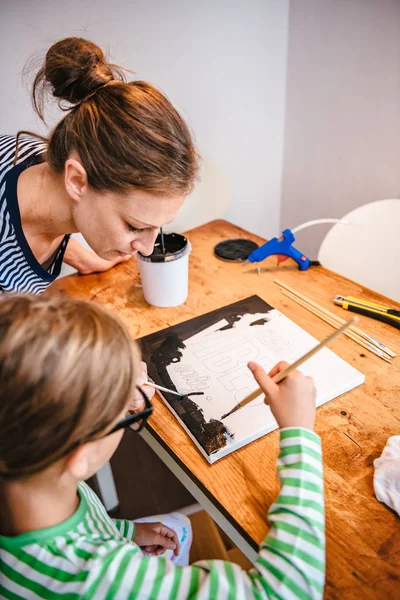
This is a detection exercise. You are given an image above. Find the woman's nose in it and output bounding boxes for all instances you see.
[132,228,159,256]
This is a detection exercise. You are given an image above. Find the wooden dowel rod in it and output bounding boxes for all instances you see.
[275,279,396,358]
[281,289,392,363]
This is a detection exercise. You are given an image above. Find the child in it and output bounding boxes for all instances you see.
[0,295,325,599]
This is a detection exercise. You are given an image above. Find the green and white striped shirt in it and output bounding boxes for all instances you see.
[0,428,325,599]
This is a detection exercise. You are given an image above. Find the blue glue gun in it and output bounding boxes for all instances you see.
[245,228,311,270]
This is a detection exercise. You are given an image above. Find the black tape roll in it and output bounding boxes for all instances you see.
[214,239,259,262]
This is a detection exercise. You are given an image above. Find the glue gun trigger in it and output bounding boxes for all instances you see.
[277,254,289,267]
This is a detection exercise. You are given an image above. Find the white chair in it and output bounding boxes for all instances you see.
[318,199,400,302]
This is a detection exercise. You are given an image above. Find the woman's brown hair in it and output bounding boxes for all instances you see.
[0,294,139,481]
[16,37,198,195]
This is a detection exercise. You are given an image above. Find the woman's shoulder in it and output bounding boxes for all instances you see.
[0,134,17,165]
[0,134,46,170]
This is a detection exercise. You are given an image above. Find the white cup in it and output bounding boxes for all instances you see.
[137,233,191,307]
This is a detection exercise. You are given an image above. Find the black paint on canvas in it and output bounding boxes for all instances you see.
[250,317,269,326]
[139,295,274,456]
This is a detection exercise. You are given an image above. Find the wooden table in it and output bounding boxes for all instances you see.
[49,220,400,599]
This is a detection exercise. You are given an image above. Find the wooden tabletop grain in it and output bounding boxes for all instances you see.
[48,220,400,599]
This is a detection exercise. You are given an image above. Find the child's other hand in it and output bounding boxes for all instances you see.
[134,522,180,556]
[248,361,317,431]
[129,362,155,412]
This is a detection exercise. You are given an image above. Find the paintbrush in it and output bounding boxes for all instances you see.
[221,316,357,419]
[160,227,166,254]
[146,378,205,399]
[146,380,184,397]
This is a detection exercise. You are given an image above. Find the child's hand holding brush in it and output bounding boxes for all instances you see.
[248,361,317,431]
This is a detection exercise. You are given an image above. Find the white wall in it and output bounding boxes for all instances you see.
[281,0,400,259]
[0,0,289,240]
[3,1,400,262]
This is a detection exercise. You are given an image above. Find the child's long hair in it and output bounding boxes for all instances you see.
[16,37,199,195]
[0,295,139,481]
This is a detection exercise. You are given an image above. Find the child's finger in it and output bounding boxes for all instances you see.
[151,533,176,551]
[267,361,290,379]
[248,362,279,401]
[167,532,180,555]
[142,384,155,399]
[136,363,155,399]
[136,361,148,387]
[159,525,180,552]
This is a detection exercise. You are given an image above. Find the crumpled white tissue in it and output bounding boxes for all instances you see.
[374,435,400,516]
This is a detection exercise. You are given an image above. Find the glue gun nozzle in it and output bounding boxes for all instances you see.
[242,260,250,267]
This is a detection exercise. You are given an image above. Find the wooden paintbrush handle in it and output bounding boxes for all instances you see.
[238,316,357,409]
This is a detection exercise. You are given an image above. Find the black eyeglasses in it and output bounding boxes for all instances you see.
[107,387,153,435]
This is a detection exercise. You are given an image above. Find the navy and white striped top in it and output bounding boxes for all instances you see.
[0,134,70,295]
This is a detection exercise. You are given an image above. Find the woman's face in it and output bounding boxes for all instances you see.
[72,187,185,261]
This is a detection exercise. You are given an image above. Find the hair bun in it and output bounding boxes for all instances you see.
[42,37,119,104]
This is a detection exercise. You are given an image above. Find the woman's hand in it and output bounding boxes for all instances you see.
[134,521,180,556]
[64,238,132,275]
[77,253,131,275]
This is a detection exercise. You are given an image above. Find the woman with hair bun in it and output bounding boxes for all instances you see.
[0,37,198,294]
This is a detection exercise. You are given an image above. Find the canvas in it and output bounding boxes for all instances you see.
[140,296,365,463]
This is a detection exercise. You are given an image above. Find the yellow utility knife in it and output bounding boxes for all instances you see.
[334,295,400,329]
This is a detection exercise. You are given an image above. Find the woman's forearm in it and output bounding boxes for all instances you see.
[63,238,130,274]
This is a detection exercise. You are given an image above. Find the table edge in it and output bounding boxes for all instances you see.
[145,422,260,551]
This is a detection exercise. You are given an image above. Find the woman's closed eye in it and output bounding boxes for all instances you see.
[127,224,142,233]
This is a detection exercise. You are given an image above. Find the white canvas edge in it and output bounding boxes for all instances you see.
[153,371,365,464]
[154,390,215,464]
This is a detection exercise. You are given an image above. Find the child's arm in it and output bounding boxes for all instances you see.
[112,517,135,541]
[86,428,323,599]
[250,426,324,599]
[112,518,181,557]
[83,362,325,599]
[247,360,325,598]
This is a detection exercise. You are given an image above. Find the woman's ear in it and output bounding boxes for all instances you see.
[64,158,88,202]
[65,444,91,480]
